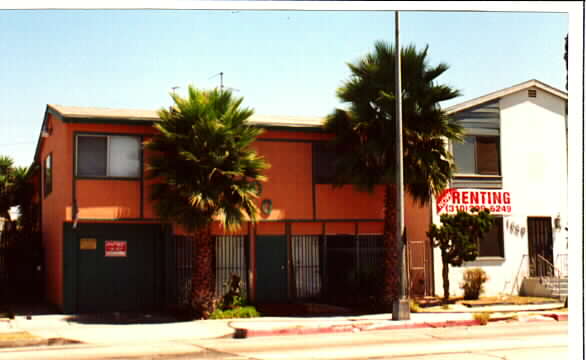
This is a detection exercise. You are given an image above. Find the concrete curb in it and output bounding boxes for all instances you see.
[233,319,483,338]
[232,313,568,338]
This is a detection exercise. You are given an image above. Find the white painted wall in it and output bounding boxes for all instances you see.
[432,86,567,298]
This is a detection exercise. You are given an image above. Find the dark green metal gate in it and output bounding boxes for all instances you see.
[255,235,288,303]
[64,223,164,313]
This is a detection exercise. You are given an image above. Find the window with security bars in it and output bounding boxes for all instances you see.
[292,235,322,299]
[215,235,248,297]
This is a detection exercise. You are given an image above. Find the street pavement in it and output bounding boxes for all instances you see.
[0,302,566,347]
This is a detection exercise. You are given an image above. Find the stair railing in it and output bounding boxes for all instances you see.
[555,254,568,277]
[536,254,563,298]
[510,254,529,296]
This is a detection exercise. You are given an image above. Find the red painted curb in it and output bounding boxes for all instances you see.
[234,319,484,338]
[542,313,568,321]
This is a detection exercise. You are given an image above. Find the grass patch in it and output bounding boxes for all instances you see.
[472,312,491,325]
[409,300,422,313]
[0,331,40,342]
[460,296,558,307]
[209,306,260,319]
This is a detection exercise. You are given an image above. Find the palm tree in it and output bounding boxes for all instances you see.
[145,85,269,318]
[0,156,16,222]
[0,156,31,223]
[324,41,462,307]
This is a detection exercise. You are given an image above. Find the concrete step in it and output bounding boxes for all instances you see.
[540,277,568,297]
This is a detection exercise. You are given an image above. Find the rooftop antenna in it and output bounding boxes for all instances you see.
[208,72,239,92]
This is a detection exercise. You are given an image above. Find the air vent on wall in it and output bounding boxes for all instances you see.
[528,89,537,98]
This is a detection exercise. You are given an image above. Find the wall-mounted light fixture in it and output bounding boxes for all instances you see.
[554,214,562,231]
[261,199,272,216]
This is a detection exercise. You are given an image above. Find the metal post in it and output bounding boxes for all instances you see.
[392,10,410,321]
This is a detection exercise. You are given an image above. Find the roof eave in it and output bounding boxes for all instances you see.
[445,79,568,115]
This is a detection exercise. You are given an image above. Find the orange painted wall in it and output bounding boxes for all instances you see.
[291,222,323,235]
[257,130,331,142]
[256,222,286,235]
[404,192,431,267]
[253,141,314,221]
[39,113,72,307]
[316,185,385,220]
[76,180,141,219]
[325,222,356,235]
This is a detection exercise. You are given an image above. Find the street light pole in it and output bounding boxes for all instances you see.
[392,10,410,321]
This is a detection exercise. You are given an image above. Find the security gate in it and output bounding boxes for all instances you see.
[74,223,161,313]
[527,217,554,277]
[255,235,288,303]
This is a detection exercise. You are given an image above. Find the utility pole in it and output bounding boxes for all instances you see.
[392,10,410,321]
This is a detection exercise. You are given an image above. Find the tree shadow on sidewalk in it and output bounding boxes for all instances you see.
[65,312,186,325]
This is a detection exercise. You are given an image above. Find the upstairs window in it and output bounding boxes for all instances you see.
[76,135,141,178]
[453,135,500,176]
[44,153,52,197]
[312,142,337,184]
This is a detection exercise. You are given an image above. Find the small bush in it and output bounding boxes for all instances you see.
[209,306,260,319]
[461,268,488,300]
[473,312,491,325]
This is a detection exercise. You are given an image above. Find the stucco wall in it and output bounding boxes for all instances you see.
[39,113,71,307]
[433,87,568,297]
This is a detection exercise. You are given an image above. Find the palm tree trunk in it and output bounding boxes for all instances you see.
[382,184,400,309]
[191,225,216,318]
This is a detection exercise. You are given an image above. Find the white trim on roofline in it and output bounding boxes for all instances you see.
[445,79,568,115]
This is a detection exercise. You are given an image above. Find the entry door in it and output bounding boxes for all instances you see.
[255,235,288,303]
[527,217,554,277]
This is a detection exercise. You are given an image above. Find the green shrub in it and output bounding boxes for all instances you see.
[209,306,260,319]
[461,268,488,300]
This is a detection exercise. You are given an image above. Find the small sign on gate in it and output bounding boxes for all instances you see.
[80,238,97,250]
[105,240,127,257]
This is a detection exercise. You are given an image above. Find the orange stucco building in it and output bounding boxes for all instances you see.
[33,104,433,313]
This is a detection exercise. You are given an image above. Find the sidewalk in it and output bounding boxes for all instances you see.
[0,302,567,348]
[229,302,567,338]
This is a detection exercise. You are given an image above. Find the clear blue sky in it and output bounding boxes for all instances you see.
[0,5,571,167]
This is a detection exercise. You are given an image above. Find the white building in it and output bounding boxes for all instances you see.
[432,79,568,298]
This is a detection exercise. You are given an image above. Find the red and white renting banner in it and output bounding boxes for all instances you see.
[105,240,127,257]
[436,188,512,215]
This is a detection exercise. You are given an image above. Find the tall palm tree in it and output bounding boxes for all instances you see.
[324,41,462,307]
[145,85,269,318]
